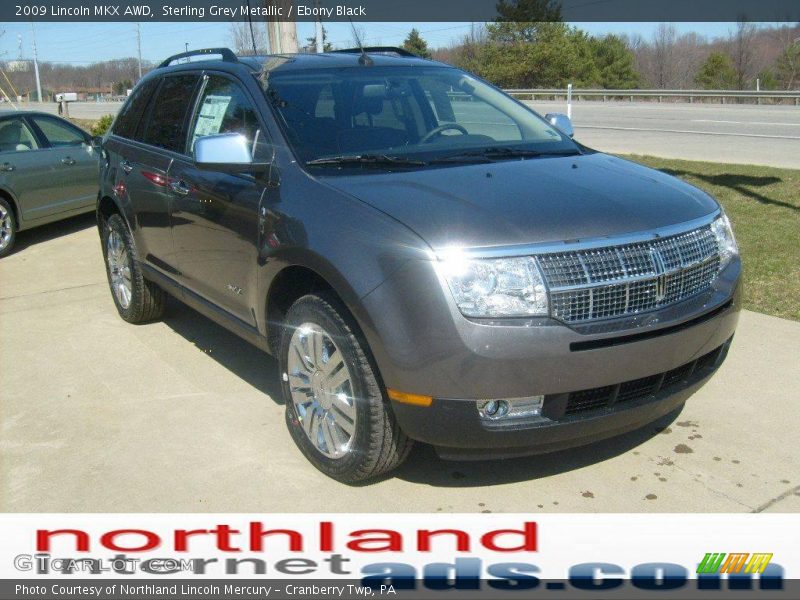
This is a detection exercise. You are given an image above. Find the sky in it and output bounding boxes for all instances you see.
[0,21,747,65]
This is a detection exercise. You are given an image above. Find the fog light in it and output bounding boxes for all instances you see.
[478,396,545,421]
[479,399,509,419]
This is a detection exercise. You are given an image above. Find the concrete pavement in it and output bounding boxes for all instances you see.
[1,215,799,513]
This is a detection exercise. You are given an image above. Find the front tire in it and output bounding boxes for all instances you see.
[102,213,166,323]
[280,293,412,483]
[0,198,16,258]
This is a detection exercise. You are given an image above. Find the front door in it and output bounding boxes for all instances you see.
[169,73,270,325]
[0,117,64,225]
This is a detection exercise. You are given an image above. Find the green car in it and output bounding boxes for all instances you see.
[0,110,100,257]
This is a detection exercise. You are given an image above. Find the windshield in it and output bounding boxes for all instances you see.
[262,66,579,167]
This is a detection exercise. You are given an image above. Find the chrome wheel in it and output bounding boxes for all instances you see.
[287,323,356,459]
[106,229,132,309]
[0,204,12,251]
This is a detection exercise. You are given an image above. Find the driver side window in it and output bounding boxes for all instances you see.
[190,75,268,160]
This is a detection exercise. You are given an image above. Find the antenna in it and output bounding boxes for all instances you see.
[245,0,258,54]
[348,18,372,66]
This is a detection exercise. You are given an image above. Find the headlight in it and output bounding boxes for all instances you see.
[710,211,738,269]
[437,250,548,317]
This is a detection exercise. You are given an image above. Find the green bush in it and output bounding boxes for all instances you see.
[91,115,114,137]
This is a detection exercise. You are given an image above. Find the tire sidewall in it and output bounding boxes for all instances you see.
[103,214,137,320]
[280,295,377,481]
[0,198,16,258]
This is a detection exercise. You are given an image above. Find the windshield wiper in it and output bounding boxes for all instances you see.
[431,147,580,163]
[306,154,427,167]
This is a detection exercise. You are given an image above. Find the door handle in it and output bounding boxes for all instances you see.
[120,160,134,174]
[0,162,14,172]
[169,180,191,196]
[61,157,76,166]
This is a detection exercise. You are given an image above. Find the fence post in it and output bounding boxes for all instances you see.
[567,83,572,119]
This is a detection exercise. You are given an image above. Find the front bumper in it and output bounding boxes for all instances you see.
[357,256,741,456]
[393,337,731,459]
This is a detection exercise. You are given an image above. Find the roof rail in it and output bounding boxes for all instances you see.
[157,48,239,69]
[331,46,418,58]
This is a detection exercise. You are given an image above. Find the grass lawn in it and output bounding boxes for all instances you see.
[624,155,800,321]
[68,118,99,133]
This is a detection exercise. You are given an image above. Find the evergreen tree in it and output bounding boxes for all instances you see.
[775,44,800,90]
[306,26,333,52]
[402,29,432,59]
[590,35,641,89]
[695,52,737,89]
[472,22,600,88]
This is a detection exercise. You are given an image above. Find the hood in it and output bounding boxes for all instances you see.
[318,153,719,250]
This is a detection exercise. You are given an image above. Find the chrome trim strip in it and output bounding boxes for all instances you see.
[435,211,721,259]
[546,254,719,292]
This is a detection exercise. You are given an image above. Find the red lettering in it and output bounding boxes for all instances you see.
[36,529,89,552]
[100,529,160,552]
[481,522,537,552]
[249,522,302,552]
[417,529,470,552]
[174,526,241,552]
[320,521,333,552]
[346,530,402,552]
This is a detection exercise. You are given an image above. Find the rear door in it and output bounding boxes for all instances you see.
[168,72,271,324]
[27,114,98,213]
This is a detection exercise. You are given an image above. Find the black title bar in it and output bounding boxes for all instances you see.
[4,0,800,22]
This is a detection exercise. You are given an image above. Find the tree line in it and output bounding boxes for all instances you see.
[430,21,799,91]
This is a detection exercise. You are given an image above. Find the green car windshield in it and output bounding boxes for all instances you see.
[262,66,579,165]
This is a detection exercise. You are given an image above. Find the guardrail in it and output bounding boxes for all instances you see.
[505,88,800,105]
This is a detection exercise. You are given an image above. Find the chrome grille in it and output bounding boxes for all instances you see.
[539,226,720,323]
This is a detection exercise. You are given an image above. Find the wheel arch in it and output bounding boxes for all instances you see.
[96,194,136,239]
[263,258,378,361]
[0,186,22,230]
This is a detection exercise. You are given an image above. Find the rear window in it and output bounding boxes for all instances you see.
[141,74,200,153]
[112,78,158,140]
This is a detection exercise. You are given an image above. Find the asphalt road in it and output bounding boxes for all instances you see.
[1,214,798,513]
[527,100,800,169]
[20,99,800,169]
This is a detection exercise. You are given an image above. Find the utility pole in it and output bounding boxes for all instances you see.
[314,0,324,53]
[136,23,143,81]
[30,23,42,103]
[266,1,298,54]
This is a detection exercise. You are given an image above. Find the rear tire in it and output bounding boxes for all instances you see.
[103,213,166,323]
[280,292,413,483]
[0,198,16,258]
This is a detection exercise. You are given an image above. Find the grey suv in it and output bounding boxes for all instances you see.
[97,48,741,482]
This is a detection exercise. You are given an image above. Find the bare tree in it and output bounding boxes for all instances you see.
[771,23,800,89]
[229,22,269,55]
[650,23,678,88]
[728,20,758,89]
[350,25,367,48]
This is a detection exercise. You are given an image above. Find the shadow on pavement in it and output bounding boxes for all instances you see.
[391,407,684,489]
[12,211,96,253]
[161,296,284,404]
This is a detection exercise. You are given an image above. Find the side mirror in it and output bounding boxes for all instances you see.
[90,136,103,151]
[194,133,270,174]
[545,113,574,138]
